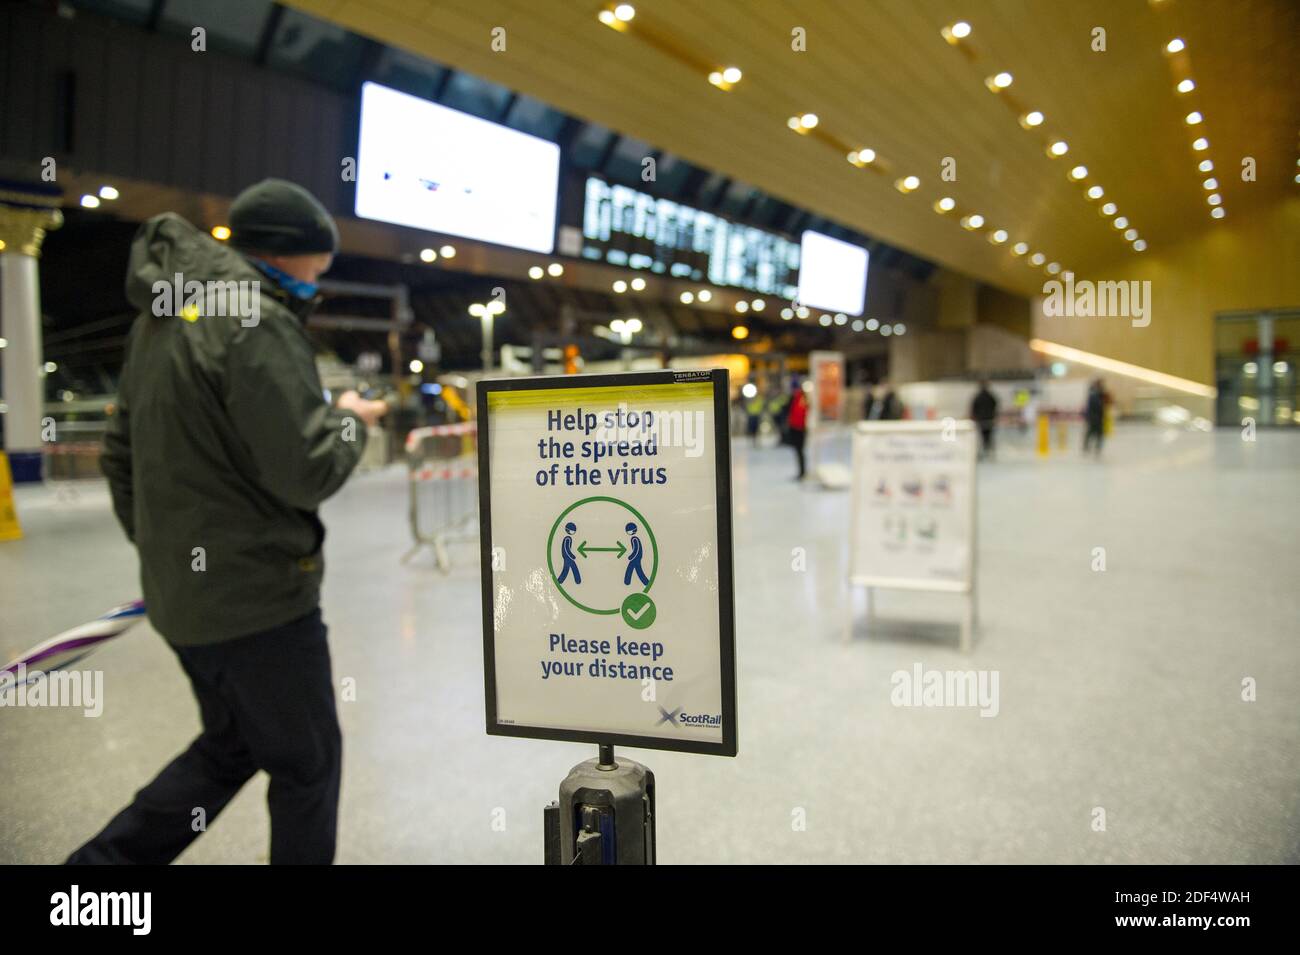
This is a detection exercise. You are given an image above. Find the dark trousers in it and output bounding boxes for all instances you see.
[790,428,807,478]
[978,424,994,458]
[67,608,341,865]
[1084,422,1104,454]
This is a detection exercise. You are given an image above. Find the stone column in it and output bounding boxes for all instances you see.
[0,196,62,483]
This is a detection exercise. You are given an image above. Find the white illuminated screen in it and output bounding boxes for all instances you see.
[797,231,869,316]
[355,82,560,253]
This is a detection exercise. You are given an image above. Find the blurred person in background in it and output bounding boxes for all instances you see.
[970,380,999,459]
[785,377,809,480]
[69,179,386,866]
[1083,378,1107,456]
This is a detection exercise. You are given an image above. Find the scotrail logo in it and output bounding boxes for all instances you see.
[656,705,721,728]
[1042,273,1151,328]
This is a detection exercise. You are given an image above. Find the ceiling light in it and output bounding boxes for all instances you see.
[1029,252,1045,265]
[631,277,646,290]
[948,21,971,39]
[1211,207,1225,219]
[731,325,749,340]
[547,263,564,277]
[1048,140,1069,157]
[1199,159,1214,172]
[419,248,437,263]
[614,3,636,21]
[1069,165,1088,180]
[1124,229,1138,241]
[796,306,810,319]
[799,113,818,129]
[440,245,456,258]
[989,72,1014,90]
[1207,193,1222,205]
[881,324,893,336]
[819,314,832,327]
[936,197,956,212]
[409,359,424,373]
[1185,111,1203,125]
[1011,242,1028,256]
[1193,137,1209,151]
[698,289,712,302]
[834,313,848,325]
[1114,216,1129,228]
[528,266,543,279]
[866,318,880,330]
[1203,178,1218,189]
[893,323,906,335]
[963,214,985,229]
[80,194,100,208]
[782,308,794,320]
[1133,239,1148,251]
[1165,38,1185,54]
[1177,79,1195,93]
[211,225,231,241]
[613,280,628,293]
[1021,111,1044,127]
[897,175,920,193]
[990,230,1008,244]
[1087,185,1104,199]
[751,299,765,311]
[721,67,742,84]
[1101,202,1117,215]
[98,185,119,200]
[680,291,694,304]
[1047,262,1061,274]
[735,300,749,313]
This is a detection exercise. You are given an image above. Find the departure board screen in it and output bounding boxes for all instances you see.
[581,177,800,298]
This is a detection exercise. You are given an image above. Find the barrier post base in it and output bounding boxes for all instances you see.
[544,745,655,865]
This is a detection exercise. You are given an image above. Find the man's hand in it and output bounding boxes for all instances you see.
[336,390,388,428]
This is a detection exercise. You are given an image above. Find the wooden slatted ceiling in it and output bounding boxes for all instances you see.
[284,0,1300,296]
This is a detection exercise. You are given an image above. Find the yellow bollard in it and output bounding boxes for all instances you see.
[1056,419,1069,451]
[1037,414,1050,457]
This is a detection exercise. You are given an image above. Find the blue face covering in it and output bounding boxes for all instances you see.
[252,259,319,300]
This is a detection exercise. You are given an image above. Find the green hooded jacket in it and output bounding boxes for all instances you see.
[102,213,366,646]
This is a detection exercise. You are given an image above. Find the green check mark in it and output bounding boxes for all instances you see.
[620,593,657,630]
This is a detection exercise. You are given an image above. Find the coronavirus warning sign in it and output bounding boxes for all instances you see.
[477,369,737,756]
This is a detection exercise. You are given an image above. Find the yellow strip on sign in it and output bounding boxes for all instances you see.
[487,382,713,411]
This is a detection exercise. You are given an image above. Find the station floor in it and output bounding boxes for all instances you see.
[2,423,1298,864]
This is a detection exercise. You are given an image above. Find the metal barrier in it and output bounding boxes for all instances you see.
[402,422,478,571]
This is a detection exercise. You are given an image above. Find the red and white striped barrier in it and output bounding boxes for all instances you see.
[411,465,478,482]
[404,421,477,453]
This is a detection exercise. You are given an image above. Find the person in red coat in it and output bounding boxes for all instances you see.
[786,378,809,480]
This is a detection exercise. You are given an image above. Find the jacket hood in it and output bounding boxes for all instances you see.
[125,213,262,315]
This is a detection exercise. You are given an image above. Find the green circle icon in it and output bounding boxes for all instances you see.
[547,495,658,616]
[621,593,657,630]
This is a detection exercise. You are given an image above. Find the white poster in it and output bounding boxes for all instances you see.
[480,371,736,755]
[849,422,976,588]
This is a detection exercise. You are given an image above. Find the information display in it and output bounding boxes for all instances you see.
[849,421,976,589]
[581,177,800,298]
[477,370,737,756]
[797,230,869,316]
[355,82,560,253]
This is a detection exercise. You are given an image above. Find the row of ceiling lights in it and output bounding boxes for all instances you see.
[1162,37,1227,221]
[944,20,1145,259]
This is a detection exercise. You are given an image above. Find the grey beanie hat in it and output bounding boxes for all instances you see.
[228,178,339,255]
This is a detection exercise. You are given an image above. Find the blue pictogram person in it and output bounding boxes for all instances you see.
[624,522,649,587]
[558,521,581,584]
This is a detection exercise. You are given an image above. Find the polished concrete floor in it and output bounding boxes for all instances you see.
[2,423,1298,864]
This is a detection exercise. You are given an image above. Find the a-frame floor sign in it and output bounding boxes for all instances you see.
[846,420,978,652]
[476,369,738,864]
